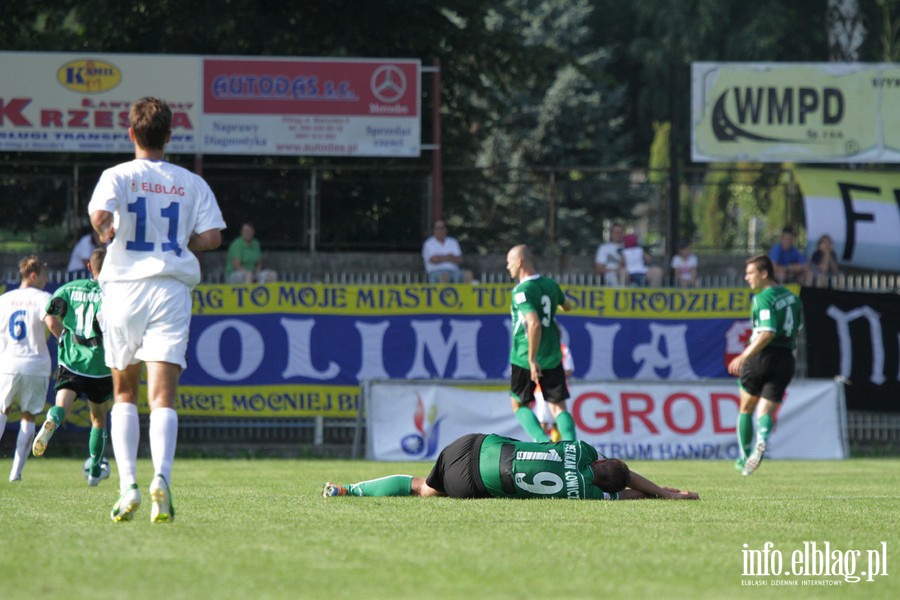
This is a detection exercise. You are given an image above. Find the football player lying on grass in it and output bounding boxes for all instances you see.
[324,433,700,500]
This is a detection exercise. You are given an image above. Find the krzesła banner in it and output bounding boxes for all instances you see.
[691,62,900,163]
[0,52,420,157]
[364,380,848,461]
[795,168,900,272]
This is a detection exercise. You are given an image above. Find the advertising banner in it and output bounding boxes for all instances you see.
[0,52,420,157]
[795,168,900,272]
[802,287,900,412]
[365,379,848,461]
[692,62,900,163]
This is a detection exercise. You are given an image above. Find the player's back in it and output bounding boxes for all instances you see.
[0,286,52,375]
[88,159,223,287]
[48,278,108,377]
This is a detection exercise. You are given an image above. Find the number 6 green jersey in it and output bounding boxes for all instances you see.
[45,279,109,378]
[479,435,618,500]
[750,285,803,350]
[509,275,565,369]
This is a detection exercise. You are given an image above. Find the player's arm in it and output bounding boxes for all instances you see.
[44,314,63,339]
[90,209,115,243]
[524,311,542,382]
[727,330,775,376]
[618,470,700,500]
[188,228,223,252]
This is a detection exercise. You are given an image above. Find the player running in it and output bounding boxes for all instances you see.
[32,248,112,486]
[727,253,803,476]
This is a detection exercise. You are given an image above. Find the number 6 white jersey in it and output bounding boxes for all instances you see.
[88,159,226,287]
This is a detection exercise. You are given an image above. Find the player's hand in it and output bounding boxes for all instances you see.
[727,355,744,377]
[529,361,542,383]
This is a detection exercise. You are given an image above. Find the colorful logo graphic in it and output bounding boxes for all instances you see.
[400,393,445,458]
[57,59,122,94]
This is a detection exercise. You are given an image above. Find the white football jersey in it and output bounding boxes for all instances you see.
[88,159,226,287]
[0,286,52,376]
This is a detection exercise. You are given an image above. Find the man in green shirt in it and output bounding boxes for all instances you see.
[506,245,576,442]
[727,253,804,476]
[32,248,112,486]
[323,433,699,500]
[225,222,278,284]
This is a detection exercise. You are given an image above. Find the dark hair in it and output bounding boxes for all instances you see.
[129,97,172,150]
[89,248,106,275]
[746,253,774,278]
[781,225,795,235]
[591,458,631,493]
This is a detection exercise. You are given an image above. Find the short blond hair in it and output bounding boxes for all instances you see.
[18,255,46,280]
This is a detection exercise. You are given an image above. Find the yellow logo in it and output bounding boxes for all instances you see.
[57,59,122,94]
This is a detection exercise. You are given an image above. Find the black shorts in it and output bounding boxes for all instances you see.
[510,363,570,406]
[425,433,490,499]
[54,366,113,404]
[740,346,795,402]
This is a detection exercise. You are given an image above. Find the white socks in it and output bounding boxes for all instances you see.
[111,402,140,492]
[10,420,35,481]
[150,407,178,483]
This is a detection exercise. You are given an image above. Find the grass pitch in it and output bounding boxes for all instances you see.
[0,458,897,600]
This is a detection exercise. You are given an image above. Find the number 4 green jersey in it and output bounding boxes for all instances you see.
[750,285,803,350]
[509,275,565,369]
[45,279,110,378]
[479,435,618,500]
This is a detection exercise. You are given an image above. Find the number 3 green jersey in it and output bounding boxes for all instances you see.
[509,276,565,369]
[750,285,803,350]
[45,279,110,378]
[479,435,618,500]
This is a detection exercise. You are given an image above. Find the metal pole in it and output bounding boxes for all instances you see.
[431,59,443,220]
[667,61,681,270]
[309,167,318,254]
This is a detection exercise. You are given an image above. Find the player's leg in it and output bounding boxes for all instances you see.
[86,399,111,485]
[736,389,759,469]
[33,385,76,457]
[0,373,13,446]
[542,366,575,440]
[10,375,48,481]
[109,363,142,521]
[324,475,416,497]
[146,360,181,523]
[511,366,549,442]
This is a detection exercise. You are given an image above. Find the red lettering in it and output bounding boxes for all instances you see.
[94,110,113,128]
[0,98,32,126]
[171,111,193,130]
[621,393,658,434]
[67,110,89,128]
[711,393,739,433]
[41,109,63,127]
[663,393,703,434]
[117,111,130,128]
[572,392,614,434]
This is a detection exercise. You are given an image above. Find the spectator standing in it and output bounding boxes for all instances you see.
[594,223,624,286]
[810,234,841,287]
[422,219,473,283]
[66,228,103,275]
[769,226,811,285]
[671,241,699,287]
[225,222,278,284]
[0,256,60,482]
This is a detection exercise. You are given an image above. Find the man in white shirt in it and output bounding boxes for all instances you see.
[89,96,226,523]
[422,219,472,283]
[0,255,61,482]
[594,223,624,286]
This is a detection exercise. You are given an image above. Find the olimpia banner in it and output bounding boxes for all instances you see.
[692,62,900,163]
[0,51,420,156]
[794,168,900,272]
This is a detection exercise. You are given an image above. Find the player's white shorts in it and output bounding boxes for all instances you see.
[0,373,49,415]
[100,277,192,370]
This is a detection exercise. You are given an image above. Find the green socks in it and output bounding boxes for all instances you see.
[515,406,550,442]
[555,411,577,441]
[88,427,108,477]
[757,413,774,443]
[348,475,413,497]
[47,406,65,427]
[737,413,754,460]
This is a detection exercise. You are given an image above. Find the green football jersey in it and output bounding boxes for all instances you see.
[478,435,618,500]
[46,279,110,378]
[509,276,565,369]
[750,285,803,350]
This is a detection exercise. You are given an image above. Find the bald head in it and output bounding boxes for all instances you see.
[506,244,535,281]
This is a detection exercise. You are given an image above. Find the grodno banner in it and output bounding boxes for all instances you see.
[365,379,848,461]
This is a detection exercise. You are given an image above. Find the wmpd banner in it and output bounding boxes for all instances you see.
[178,283,757,418]
[0,51,420,156]
[365,380,848,461]
[692,62,900,163]
[795,168,900,272]
[802,287,900,412]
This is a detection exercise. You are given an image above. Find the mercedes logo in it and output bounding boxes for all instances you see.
[371,65,406,103]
